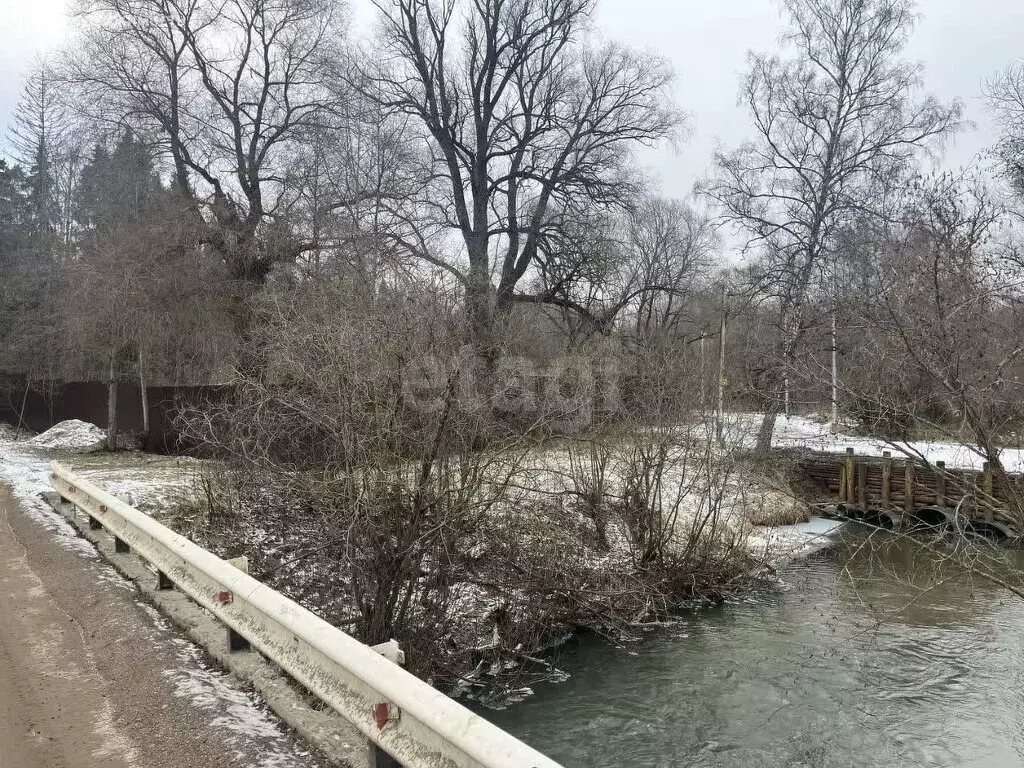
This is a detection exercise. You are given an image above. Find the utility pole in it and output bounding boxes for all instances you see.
[830,309,839,431]
[716,284,727,443]
[699,336,707,411]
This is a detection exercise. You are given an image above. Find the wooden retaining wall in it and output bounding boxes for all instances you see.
[795,448,1024,536]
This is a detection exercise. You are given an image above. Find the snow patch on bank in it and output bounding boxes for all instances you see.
[0,422,33,441]
[729,412,1024,473]
[28,419,107,451]
[749,516,845,567]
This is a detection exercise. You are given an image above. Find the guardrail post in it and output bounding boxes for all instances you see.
[157,569,174,590]
[369,639,406,768]
[369,743,402,768]
[226,556,251,652]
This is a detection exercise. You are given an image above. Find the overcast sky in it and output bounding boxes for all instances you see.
[1,0,1021,199]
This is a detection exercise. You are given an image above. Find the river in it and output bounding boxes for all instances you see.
[478,524,1024,767]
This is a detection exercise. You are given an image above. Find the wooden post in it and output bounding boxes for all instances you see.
[963,470,973,518]
[838,464,847,502]
[904,462,914,516]
[935,460,946,507]
[845,448,855,504]
[982,462,994,522]
[881,451,892,508]
[858,462,868,511]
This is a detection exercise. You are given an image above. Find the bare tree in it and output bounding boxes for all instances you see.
[68,0,345,286]
[623,197,718,338]
[363,0,680,343]
[700,0,961,451]
[67,203,233,442]
[512,197,717,347]
[8,56,85,263]
[986,61,1024,206]
[852,173,1024,514]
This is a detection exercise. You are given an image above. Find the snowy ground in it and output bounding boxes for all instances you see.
[724,412,1024,472]
[0,418,847,571]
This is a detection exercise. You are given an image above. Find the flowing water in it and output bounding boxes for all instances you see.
[478,526,1024,767]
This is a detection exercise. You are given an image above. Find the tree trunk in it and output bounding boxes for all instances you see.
[467,254,494,346]
[756,407,778,454]
[139,348,149,445]
[715,291,727,443]
[107,352,119,452]
[16,372,31,440]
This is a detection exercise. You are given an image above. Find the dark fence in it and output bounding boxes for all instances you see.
[0,374,232,454]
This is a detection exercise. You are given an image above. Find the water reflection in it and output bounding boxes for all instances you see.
[478,527,1024,767]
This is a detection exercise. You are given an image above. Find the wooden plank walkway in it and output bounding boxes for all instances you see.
[792,448,1024,539]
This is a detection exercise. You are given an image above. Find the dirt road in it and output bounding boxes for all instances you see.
[0,484,328,768]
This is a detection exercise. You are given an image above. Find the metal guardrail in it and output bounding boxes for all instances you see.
[49,462,563,768]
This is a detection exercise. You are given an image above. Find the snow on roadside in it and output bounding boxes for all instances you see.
[28,419,107,451]
[0,437,100,558]
[143,603,315,768]
[0,436,318,768]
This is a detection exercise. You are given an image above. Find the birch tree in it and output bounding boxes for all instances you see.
[700,0,961,451]
[987,61,1024,209]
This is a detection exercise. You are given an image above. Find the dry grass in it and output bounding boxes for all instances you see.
[737,486,812,527]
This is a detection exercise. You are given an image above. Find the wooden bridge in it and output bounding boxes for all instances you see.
[793,448,1024,540]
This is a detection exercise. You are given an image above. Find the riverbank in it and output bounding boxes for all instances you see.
[477,526,1024,768]
[0,418,853,700]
